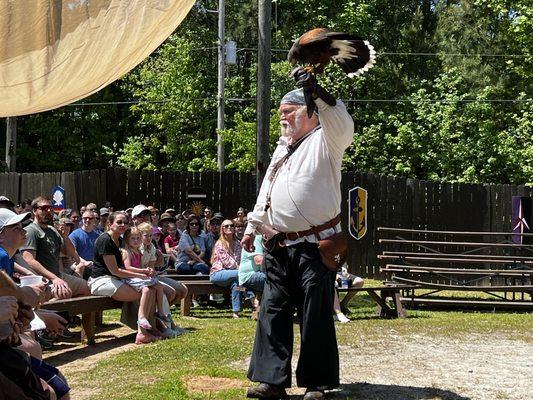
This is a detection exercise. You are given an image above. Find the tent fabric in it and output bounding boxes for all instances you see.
[0,0,195,117]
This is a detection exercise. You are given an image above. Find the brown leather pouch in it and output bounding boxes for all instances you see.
[317,232,348,272]
[263,233,285,253]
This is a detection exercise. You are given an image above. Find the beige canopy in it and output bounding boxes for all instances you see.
[0,0,195,117]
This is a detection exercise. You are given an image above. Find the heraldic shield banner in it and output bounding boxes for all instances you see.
[348,186,368,240]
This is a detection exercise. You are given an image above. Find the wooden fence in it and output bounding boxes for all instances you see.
[1,169,531,277]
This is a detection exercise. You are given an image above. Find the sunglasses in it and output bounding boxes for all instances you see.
[189,222,199,226]
[115,220,127,225]
[151,212,159,216]
[222,224,235,228]
[37,205,54,211]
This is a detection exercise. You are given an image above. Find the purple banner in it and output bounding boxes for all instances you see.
[511,196,531,244]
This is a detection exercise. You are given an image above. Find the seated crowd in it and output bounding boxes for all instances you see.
[0,195,255,398]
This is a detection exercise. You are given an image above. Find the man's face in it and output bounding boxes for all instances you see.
[82,211,96,231]
[0,222,27,250]
[209,220,221,235]
[134,211,151,225]
[34,201,54,225]
[70,212,80,225]
[279,103,317,141]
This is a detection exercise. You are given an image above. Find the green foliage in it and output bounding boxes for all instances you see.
[11,0,532,184]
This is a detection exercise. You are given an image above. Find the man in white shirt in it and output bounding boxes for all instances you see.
[243,69,354,400]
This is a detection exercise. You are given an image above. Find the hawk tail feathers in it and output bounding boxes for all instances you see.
[330,39,377,78]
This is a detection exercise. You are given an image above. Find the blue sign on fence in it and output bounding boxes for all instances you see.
[52,185,66,211]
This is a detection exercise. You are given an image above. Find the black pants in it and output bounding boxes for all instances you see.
[247,241,339,389]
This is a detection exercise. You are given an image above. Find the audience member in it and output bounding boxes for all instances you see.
[233,207,247,226]
[148,206,160,227]
[175,216,208,275]
[203,213,222,263]
[164,208,177,218]
[97,208,109,233]
[68,210,81,228]
[333,266,364,323]
[210,219,243,319]
[0,196,15,211]
[58,218,90,279]
[163,223,180,265]
[104,201,114,213]
[20,197,89,299]
[68,211,98,264]
[88,211,158,344]
[121,226,174,339]
[85,203,97,213]
[238,234,265,319]
[234,221,245,241]
[175,213,186,234]
[131,205,151,226]
[201,207,213,231]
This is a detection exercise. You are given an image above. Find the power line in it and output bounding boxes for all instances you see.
[68,98,532,106]
[191,46,531,58]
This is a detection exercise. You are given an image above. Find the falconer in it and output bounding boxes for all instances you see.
[243,67,355,400]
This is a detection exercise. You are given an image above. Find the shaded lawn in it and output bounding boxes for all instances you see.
[67,286,532,399]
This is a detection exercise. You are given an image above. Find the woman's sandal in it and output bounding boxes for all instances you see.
[137,317,152,330]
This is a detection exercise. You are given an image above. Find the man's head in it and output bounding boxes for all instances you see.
[70,210,81,226]
[0,208,31,254]
[86,203,98,212]
[81,211,96,232]
[99,207,110,224]
[31,196,54,226]
[208,213,223,236]
[0,196,15,212]
[279,89,319,142]
[132,204,151,225]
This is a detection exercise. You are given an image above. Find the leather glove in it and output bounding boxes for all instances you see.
[290,67,336,118]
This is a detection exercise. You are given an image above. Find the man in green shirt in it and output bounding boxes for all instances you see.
[20,196,89,299]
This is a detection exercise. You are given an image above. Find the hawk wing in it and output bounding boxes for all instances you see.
[288,28,376,78]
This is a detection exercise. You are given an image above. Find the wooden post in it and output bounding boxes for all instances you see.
[5,117,16,172]
[256,0,271,191]
[216,0,225,172]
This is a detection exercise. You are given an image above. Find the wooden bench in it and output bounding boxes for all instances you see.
[378,227,533,309]
[338,285,420,318]
[41,296,122,345]
[178,281,232,316]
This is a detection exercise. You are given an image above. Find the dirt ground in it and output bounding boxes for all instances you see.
[46,326,532,400]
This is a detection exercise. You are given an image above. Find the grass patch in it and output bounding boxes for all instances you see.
[65,288,532,399]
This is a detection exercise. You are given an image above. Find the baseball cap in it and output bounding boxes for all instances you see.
[0,196,15,208]
[99,207,110,216]
[0,209,31,231]
[59,217,75,226]
[132,204,150,218]
[159,212,175,223]
[210,212,224,222]
[151,226,163,235]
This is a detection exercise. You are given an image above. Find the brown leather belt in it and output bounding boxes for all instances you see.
[279,215,341,241]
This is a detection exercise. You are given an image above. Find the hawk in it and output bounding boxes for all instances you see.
[288,28,376,77]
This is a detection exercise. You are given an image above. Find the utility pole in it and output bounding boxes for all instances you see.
[256,0,271,191]
[216,0,225,172]
[5,117,16,172]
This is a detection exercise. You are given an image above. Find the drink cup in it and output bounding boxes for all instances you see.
[341,278,349,289]
[19,275,43,287]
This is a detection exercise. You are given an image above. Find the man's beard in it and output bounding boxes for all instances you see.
[280,122,295,137]
[40,214,53,224]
